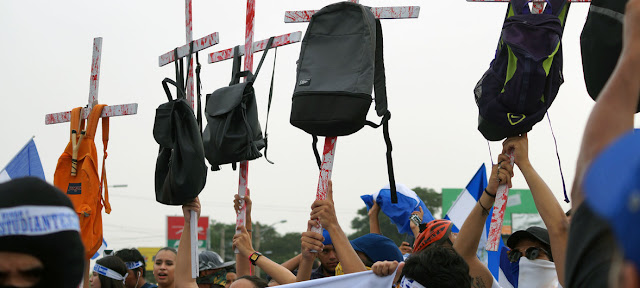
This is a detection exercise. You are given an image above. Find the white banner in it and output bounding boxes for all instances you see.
[277,270,396,288]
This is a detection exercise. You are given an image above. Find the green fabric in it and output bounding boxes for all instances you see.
[502,45,519,93]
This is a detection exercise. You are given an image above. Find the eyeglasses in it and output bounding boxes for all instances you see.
[508,246,551,263]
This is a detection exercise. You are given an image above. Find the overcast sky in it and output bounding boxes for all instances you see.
[0,0,622,251]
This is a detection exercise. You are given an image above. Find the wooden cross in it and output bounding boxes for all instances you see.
[44,36,138,288]
[206,1,302,246]
[157,0,221,277]
[470,0,590,251]
[45,38,138,125]
[285,0,420,235]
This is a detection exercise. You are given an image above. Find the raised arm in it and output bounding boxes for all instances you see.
[368,201,382,234]
[310,181,367,274]
[174,198,200,288]
[453,154,513,288]
[572,2,640,210]
[296,221,325,282]
[503,134,568,285]
[233,191,253,277]
[232,225,297,284]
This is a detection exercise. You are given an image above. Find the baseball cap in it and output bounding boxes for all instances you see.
[507,226,551,249]
[584,129,640,269]
[198,251,235,271]
[322,229,333,246]
[350,233,403,263]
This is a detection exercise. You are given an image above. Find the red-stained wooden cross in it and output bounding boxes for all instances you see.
[471,0,590,251]
[207,1,302,244]
[157,0,221,277]
[285,0,420,235]
[45,37,138,125]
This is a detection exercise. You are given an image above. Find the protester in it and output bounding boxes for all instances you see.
[196,251,235,288]
[153,247,177,288]
[225,270,237,288]
[453,153,513,288]
[297,180,367,281]
[345,233,404,273]
[115,248,157,288]
[91,255,128,288]
[566,0,640,286]
[502,134,569,286]
[0,177,85,287]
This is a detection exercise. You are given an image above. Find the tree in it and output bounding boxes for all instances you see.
[348,186,442,245]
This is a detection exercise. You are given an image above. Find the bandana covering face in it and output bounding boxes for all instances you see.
[196,269,227,286]
[511,258,560,288]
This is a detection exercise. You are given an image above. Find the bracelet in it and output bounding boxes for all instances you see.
[484,188,496,198]
[478,200,491,216]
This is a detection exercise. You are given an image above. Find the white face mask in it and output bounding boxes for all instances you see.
[514,257,560,288]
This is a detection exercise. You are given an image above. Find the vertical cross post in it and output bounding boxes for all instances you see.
[207,3,302,252]
[158,0,221,277]
[285,0,420,235]
[473,0,590,251]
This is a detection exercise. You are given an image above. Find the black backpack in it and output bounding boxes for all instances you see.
[203,38,276,171]
[289,2,397,202]
[153,46,207,205]
[475,0,570,141]
[581,0,639,111]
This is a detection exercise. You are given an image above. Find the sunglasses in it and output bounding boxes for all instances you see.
[508,246,550,263]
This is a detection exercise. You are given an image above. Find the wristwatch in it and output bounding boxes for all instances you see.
[249,251,262,266]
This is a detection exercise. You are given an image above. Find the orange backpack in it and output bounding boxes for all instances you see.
[54,105,111,258]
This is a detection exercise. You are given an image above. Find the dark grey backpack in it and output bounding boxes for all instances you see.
[289,1,397,202]
[203,38,275,171]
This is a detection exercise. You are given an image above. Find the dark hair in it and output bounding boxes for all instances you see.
[154,247,177,260]
[236,275,268,288]
[115,248,146,277]
[95,255,127,288]
[403,246,472,288]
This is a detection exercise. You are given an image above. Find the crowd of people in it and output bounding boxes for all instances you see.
[1,0,640,287]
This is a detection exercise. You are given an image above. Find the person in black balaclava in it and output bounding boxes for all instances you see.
[0,177,85,287]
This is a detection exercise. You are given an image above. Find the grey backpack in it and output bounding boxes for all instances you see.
[289,1,397,202]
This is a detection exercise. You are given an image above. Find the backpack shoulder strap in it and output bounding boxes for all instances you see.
[101,111,111,214]
[86,104,107,139]
[373,19,388,117]
[69,107,83,141]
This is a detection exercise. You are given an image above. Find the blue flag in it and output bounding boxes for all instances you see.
[361,184,435,236]
[0,138,45,184]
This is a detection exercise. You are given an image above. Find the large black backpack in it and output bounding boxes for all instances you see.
[153,47,207,205]
[581,0,639,111]
[289,1,397,202]
[203,38,275,170]
[475,0,570,141]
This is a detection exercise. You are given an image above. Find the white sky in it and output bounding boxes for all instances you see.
[0,0,626,252]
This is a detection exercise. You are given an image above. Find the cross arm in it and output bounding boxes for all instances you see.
[284,6,420,23]
[158,32,220,67]
[45,103,138,125]
[208,32,302,64]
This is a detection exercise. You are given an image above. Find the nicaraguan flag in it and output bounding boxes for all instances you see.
[0,138,46,184]
[444,164,506,280]
[91,238,108,260]
[361,184,435,236]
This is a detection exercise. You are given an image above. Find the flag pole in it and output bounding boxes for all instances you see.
[0,135,36,172]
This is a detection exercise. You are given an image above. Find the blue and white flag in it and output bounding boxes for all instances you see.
[361,184,435,236]
[0,138,46,184]
[444,164,506,280]
[91,238,108,260]
[278,270,396,288]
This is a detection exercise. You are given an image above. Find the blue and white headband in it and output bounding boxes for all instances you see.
[94,264,128,283]
[126,261,144,270]
[399,276,426,288]
[0,205,79,237]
